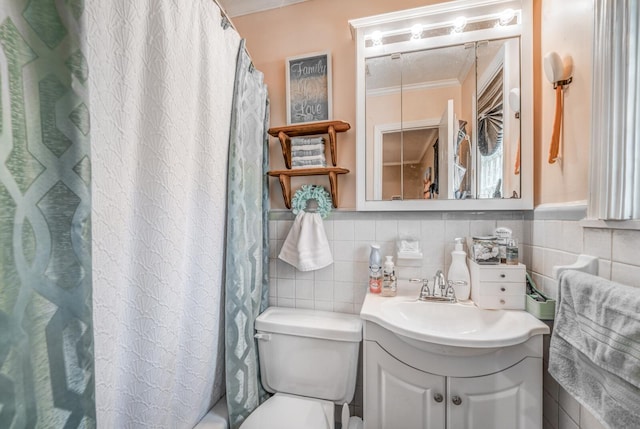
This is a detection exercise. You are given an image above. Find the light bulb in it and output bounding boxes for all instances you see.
[410,24,423,40]
[371,31,383,46]
[452,16,467,33]
[499,9,515,26]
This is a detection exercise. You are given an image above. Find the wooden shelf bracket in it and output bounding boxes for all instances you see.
[267,167,349,209]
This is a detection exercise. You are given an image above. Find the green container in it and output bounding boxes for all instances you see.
[525,273,556,320]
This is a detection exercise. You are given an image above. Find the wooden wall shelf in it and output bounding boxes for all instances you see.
[267,167,349,209]
[268,120,351,169]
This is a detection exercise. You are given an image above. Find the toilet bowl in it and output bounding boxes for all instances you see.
[239,307,362,429]
[240,393,334,429]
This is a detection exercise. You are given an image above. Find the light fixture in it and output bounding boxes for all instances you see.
[452,16,467,34]
[371,30,383,46]
[410,24,423,40]
[499,8,515,26]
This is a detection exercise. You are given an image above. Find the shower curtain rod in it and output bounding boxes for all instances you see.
[211,0,256,68]
[211,0,237,32]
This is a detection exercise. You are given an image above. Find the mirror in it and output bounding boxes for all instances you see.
[351,0,533,211]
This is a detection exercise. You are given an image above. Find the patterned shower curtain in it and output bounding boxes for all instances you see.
[0,1,95,427]
[225,40,270,429]
[88,0,242,427]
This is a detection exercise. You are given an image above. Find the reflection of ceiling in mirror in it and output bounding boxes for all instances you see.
[382,128,438,165]
[366,45,475,92]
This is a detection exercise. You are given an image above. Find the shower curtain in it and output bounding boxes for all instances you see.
[1,1,95,427]
[87,0,243,427]
[224,40,270,429]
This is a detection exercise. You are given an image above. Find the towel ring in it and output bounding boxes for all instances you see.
[291,185,332,219]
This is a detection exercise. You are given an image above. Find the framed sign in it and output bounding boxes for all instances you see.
[286,51,332,124]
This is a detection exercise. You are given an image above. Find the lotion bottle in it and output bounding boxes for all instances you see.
[381,256,397,297]
[447,238,471,301]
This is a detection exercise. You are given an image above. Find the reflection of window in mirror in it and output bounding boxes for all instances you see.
[476,38,521,199]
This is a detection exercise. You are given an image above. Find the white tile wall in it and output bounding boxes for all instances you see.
[269,211,525,314]
[526,205,640,429]
[267,206,639,426]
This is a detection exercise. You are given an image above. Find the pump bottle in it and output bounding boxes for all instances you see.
[447,238,471,300]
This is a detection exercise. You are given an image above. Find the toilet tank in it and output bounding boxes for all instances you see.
[255,307,362,404]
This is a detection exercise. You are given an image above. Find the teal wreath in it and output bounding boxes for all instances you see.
[291,185,332,219]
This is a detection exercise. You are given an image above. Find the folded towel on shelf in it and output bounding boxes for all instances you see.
[278,211,332,272]
[549,270,640,429]
[291,137,326,169]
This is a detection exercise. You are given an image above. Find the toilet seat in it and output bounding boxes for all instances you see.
[240,393,335,429]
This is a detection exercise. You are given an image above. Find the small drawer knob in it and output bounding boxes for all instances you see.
[500,273,506,278]
[500,299,506,304]
[452,395,462,406]
[434,393,443,403]
[500,287,506,292]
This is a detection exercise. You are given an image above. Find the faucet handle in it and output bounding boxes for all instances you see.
[419,280,431,299]
[445,281,456,299]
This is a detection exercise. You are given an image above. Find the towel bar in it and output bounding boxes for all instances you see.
[552,254,598,279]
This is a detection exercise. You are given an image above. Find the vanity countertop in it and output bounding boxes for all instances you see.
[360,279,550,349]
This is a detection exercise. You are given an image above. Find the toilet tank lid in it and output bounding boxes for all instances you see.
[256,307,362,342]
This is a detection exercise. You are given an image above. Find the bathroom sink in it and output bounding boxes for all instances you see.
[360,281,549,350]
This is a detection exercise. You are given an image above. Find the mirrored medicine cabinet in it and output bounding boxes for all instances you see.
[349,0,533,211]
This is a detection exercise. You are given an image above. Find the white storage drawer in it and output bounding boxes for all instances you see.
[473,267,525,283]
[478,282,525,296]
[474,294,526,310]
[469,259,526,310]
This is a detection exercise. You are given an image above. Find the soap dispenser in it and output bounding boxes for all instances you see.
[447,238,471,301]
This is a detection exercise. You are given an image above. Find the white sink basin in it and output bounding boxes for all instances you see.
[360,281,549,350]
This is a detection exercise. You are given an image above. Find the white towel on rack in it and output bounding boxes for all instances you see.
[549,270,640,429]
[278,211,332,271]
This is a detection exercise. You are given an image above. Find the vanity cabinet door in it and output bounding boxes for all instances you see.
[447,357,542,429]
[364,341,446,429]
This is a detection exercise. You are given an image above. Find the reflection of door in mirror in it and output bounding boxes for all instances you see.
[380,128,438,200]
[476,38,521,199]
[366,45,476,201]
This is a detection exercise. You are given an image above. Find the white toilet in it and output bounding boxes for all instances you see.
[240,307,363,429]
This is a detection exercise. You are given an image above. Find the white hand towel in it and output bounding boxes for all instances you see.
[278,211,333,271]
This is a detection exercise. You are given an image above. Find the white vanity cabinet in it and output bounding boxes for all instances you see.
[363,321,543,429]
[447,357,540,428]
[366,342,446,429]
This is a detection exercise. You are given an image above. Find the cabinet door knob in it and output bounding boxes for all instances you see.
[452,395,462,406]
[434,393,443,403]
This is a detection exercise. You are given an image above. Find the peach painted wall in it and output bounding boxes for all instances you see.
[535,0,593,205]
[233,0,445,210]
[233,0,595,209]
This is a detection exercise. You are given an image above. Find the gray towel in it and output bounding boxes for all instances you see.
[549,270,640,429]
[291,137,326,169]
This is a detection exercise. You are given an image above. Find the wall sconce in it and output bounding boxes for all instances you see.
[544,51,573,164]
[509,88,521,175]
[509,88,520,119]
[544,51,573,88]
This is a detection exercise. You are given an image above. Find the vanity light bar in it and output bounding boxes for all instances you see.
[364,9,521,45]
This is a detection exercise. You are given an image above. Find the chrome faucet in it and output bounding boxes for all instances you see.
[413,271,456,303]
[433,270,446,297]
